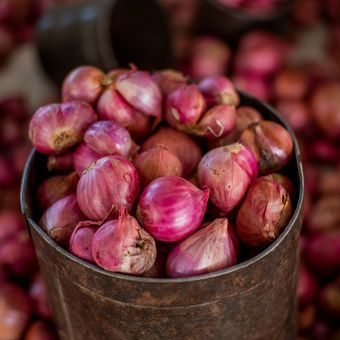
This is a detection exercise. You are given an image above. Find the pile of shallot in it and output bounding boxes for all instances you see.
[29,65,296,279]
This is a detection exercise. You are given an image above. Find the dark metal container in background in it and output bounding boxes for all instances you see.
[196,0,295,42]
[21,92,304,340]
[36,0,173,85]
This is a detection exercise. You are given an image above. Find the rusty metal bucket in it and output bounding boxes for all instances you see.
[21,92,304,340]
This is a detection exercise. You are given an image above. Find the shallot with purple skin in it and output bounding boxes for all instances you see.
[137,176,209,242]
[47,151,75,173]
[73,143,102,176]
[92,208,156,274]
[152,69,187,95]
[167,218,238,278]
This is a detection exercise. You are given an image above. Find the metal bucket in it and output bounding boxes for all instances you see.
[36,0,173,85]
[21,92,304,340]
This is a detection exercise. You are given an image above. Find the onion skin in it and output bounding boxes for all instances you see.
[37,172,78,212]
[29,274,52,320]
[167,218,238,278]
[137,176,209,242]
[198,143,258,213]
[0,211,25,244]
[193,104,236,140]
[92,208,156,274]
[198,75,239,107]
[165,85,206,131]
[209,105,263,148]
[240,120,293,175]
[24,321,57,340]
[47,151,75,173]
[97,87,151,142]
[141,127,202,177]
[62,66,106,105]
[298,265,318,306]
[28,101,97,155]
[267,173,296,202]
[77,155,140,221]
[116,70,162,118]
[236,175,293,247]
[152,69,187,96]
[40,195,85,246]
[70,221,100,262]
[134,146,183,188]
[305,230,340,277]
[0,283,31,340]
[84,120,132,158]
[73,143,102,176]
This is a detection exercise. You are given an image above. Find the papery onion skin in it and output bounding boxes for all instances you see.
[236,175,293,247]
[116,70,162,118]
[37,172,78,212]
[97,87,151,142]
[167,218,238,278]
[70,221,99,262]
[134,146,183,188]
[141,127,202,177]
[28,101,97,155]
[198,75,239,107]
[77,155,140,221]
[62,66,107,105]
[152,69,187,96]
[198,143,258,213]
[165,85,206,131]
[84,120,132,158]
[92,208,156,274]
[40,195,85,246]
[240,120,293,175]
[137,176,209,242]
[73,143,102,176]
[47,151,75,173]
[193,104,236,140]
[0,283,32,340]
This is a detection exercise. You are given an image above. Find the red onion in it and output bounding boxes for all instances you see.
[137,176,209,242]
[37,172,78,212]
[40,195,85,246]
[272,67,308,100]
[189,36,231,80]
[115,70,162,118]
[97,86,150,142]
[134,146,183,188]
[28,101,97,155]
[298,265,318,307]
[167,218,238,278]
[24,321,57,340]
[0,155,15,187]
[141,127,202,177]
[62,66,108,105]
[29,273,52,320]
[198,75,239,107]
[0,283,31,340]
[209,106,263,147]
[77,155,140,220]
[305,230,340,277]
[92,208,156,274]
[236,175,293,247]
[84,120,133,158]
[198,143,258,213]
[233,73,270,101]
[0,211,25,244]
[307,195,340,234]
[152,69,187,95]
[70,220,100,262]
[73,143,102,176]
[275,100,310,133]
[165,85,206,131]
[311,82,340,139]
[47,151,74,172]
[193,104,236,140]
[0,231,38,279]
[240,120,293,174]
[299,304,316,331]
[319,279,340,320]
